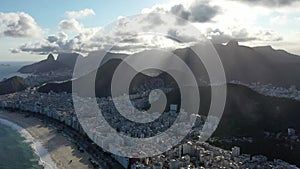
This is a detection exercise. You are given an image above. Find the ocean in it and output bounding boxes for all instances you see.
[0,123,43,169]
[0,61,44,169]
[0,61,33,81]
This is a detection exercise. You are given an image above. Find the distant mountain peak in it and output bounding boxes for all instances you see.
[265,45,273,49]
[47,53,55,61]
[18,53,69,74]
[255,45,274,50]
[226,40,239,47]
[56,53,84,68]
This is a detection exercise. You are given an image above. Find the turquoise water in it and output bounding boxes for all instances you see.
[0,124,43,169]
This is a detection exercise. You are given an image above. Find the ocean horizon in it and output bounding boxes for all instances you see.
[0,61,33,81]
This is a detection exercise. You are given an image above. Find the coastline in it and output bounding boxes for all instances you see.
[0,111,93,169]
[0,118,57,169]
[0,61,33,81]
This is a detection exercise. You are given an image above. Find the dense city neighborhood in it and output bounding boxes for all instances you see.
[0,88,298,169]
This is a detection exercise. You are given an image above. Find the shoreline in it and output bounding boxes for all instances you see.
[0,118,58,169]
[0,61,32,81]
[0,111,93,169]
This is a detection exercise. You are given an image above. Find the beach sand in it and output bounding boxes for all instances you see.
[0,111,93,169]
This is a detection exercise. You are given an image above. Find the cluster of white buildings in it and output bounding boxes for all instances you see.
[0,89,85,134]
[231,80,300,101]
[0,88,299,169]
[72,92,201,161]
[132,141,299,169]
[25,70,72,87]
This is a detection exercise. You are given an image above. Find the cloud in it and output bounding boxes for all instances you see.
[65,9,95,19]
[12,31,70,54]
[231,0,298,7]
[11,48,20,53]
[206,28,233,43]
[255,29,283,41]
[59,9,95,32]
[16,40,59,55]
[59,19,83,31]
[146,0,220,23]
[11,2,283,55]
[47,32,68,45]
[270,15,288,25]
[167,28,199,42]
[0,12,43,38]
[206,27,283,44]
[186,0,220,22]
[13,21,186,55]
[145,13,165,27]
[13,27,104,54]
[13,25,282,55]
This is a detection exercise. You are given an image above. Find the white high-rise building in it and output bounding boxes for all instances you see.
[170,104,178,112]
[178,145,182,157]
[182,142,193,155]
[232,146,240,157]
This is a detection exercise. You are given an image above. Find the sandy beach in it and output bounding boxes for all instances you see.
[0,111,94,169]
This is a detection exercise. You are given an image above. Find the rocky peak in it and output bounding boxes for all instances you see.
[226,40,239,47]
[47,53,55,61]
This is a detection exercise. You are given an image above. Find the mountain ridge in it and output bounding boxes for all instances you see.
[19,41,300,87]
[18,53,69,74]
[0,76,27,95]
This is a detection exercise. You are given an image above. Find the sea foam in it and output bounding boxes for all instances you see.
[0,118,58,169]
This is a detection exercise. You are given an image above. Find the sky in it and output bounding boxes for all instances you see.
[1,0,300,61]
